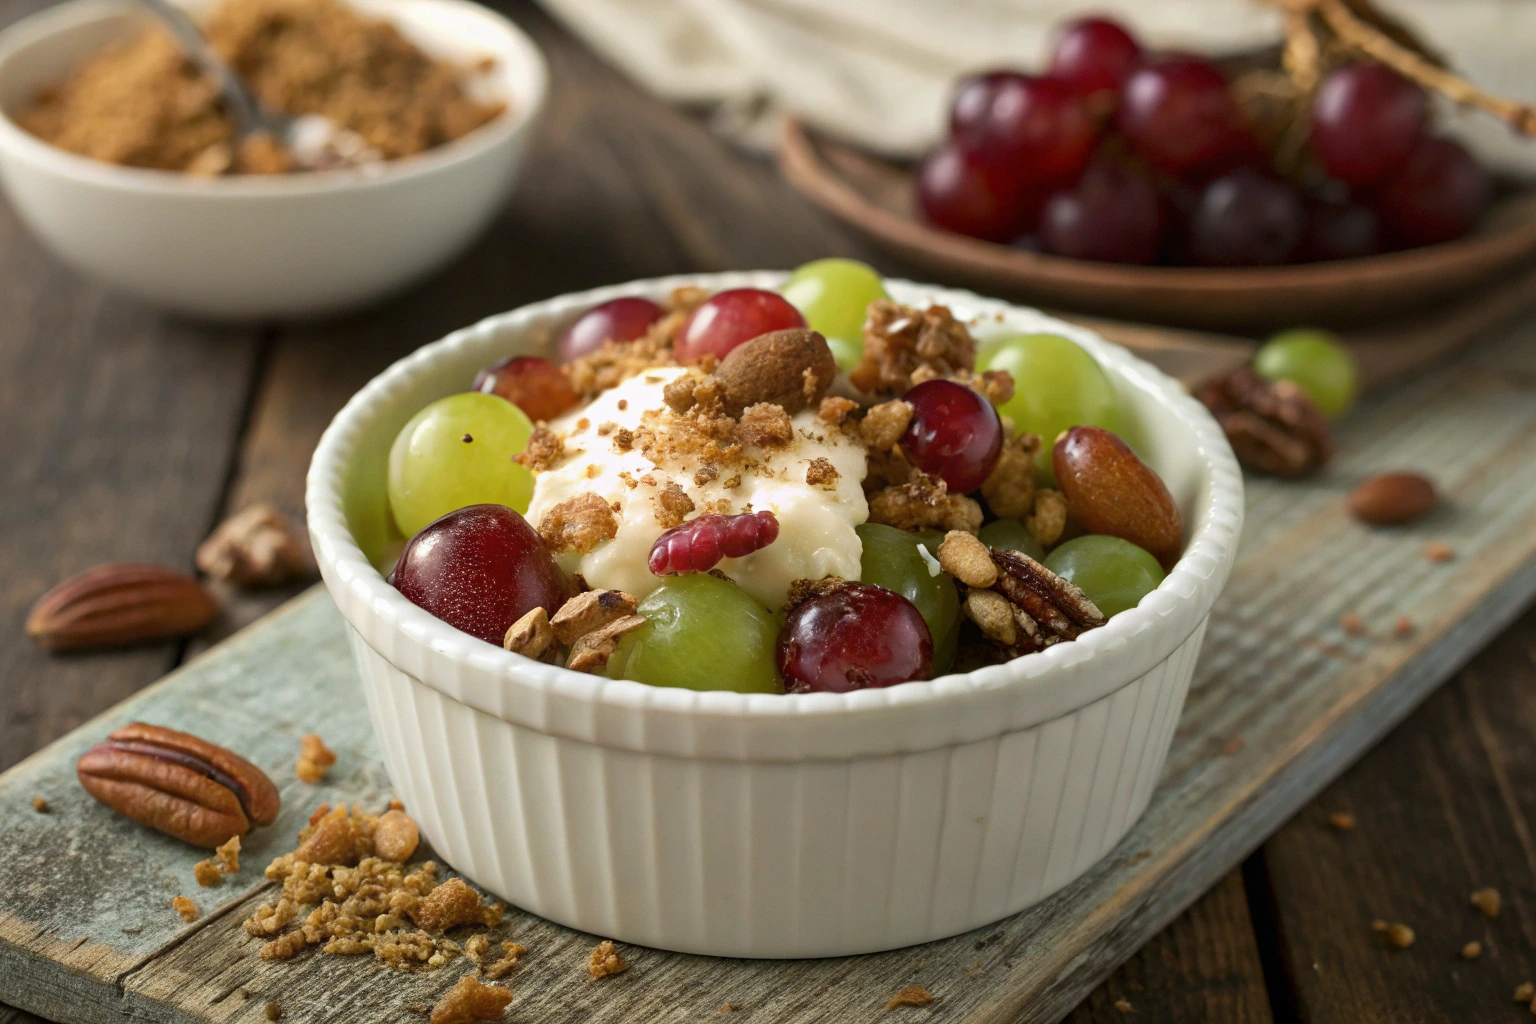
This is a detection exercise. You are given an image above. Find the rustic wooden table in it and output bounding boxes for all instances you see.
[3,2,1534,1021]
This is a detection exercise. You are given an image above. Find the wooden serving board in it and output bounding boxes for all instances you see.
[5,316,1536,1024]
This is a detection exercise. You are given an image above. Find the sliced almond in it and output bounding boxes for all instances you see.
[504,606,556,660]
[566,614,647,673]
[549,590,638,647]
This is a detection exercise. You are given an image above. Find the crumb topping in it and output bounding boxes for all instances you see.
[867,472,983,533]
[852,301,976,396]
[738,403,795,449]
[654,482,696,529]
[538,493,619,554]
[805,457,840,489]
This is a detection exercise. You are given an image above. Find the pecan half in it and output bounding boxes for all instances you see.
[76,722,281,848]
[1197,366,1333,477]
[27,563,218,651]
[985,549,1105,653]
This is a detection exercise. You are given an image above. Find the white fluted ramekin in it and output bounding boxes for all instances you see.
[306,273,1243,958]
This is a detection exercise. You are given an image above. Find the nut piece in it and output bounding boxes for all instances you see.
[1471,887,1502,918]
[374,808,421,862]
[296,734,337,784]
[988,549,1105,653]
[566,615,647,674]
[1054,426,1183,567]
[710,328,836,418]
[196,503,316,587]
[1197,366,1333,477]
[588,939,629,979]
[503,606,557,660]
[938,531,997,588]
[1348,472,1438,526]
[885,985,933,1010]
[28,563,218,652]
[429,974,513,1024]
[549,590,639,646]
[76,721,281,848]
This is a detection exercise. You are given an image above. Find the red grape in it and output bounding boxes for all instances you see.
[675,288,807,362]
[1040,161,1162,264]
[557,296,665,363]
[1374,137,1489,248]
[1300,199,1381,261]
[1311,64,1427,186]
[1117,56,1250,177]
[391,504,569,646]
[949,72,1097,185]
[777,583,933,693]
[916,143,1038,242]
[1189,169,1304,266]
[900,378,1003,494]
[472,355,580,422]
[649,511,780,576]
[1048,17,1143,97]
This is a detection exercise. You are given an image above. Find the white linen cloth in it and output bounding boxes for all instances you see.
[535,0,1536,175]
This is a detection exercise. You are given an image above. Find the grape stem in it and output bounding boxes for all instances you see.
[1266,0,1536,136]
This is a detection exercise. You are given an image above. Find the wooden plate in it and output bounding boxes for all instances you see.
[778,117,1536,333]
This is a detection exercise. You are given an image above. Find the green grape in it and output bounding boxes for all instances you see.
[1043,535,1164,619]
[387,392,535,538]
[977,518,1046,562]
[781,258,888,372]
[604,574,783,693]
[977,333,1120,475]
[1254,328,1358,419]
[857,523,960,673]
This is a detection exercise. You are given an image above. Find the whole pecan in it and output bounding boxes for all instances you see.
[1196,366,1333,477]
[77,723,281,848]
[27,563,217,651]
[983,549,1106,654]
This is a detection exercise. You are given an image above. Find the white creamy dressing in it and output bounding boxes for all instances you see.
[524,367,868,609]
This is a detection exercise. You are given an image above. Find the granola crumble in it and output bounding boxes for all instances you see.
[567,615,646,673]
[30,796,48,813]
[539,493,620,554]
[980,433,1040,519]
[738,403,795,449]
[818,396,859,426]
[587,939,629,979]
[429,973,512,1024]
[172,895,198,922]
[551,589,639,646]
[852,301,975,396]
[1515,982,1534,1003]
[1024,489,1068,548]
[1327,812,1356,831]
[194,858,224,887]
[859,400,914,451]
[654,482,696,529]
[1471,887,1502,918]
[805,457,840,489]
[295,733,337,784]
[938,530,997,588]
[867,472,983,533]
[516,427,565,472]
[1461,940,1483,959]
[564,325,677,399]
[884,984,933,1010]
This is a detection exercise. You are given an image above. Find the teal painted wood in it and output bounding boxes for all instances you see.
[4,317,1536,1024]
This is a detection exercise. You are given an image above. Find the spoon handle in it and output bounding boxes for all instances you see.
[129,0,268,137]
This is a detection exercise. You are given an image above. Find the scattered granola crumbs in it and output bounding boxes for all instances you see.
[738,403,795,449]
[429,973,513,1024]
[1424,541,1454,563]
[295,733,337,783]
[516,427,565,472]
[717,1003,742,1015]
[1220,737,1244,756]
[539,493,620,554]
[565,330,677,399]
[885,985,934,1010]
[1516,982,1535,1003]
[1340,611,1366,636]
[938,530,997,588]
[1328,811,1357,831]
[30,796,48,812]
[853,300,975,396]
[1114,999,1134,1014]
[172,895,198,922]
[122,925,143,933]
[414,878,502,932]
[264,1002,282,1021]
[1460,940,1482,959]
[194,858,224,887]
[1373,921,1415,948]
[1393,615,1416,637]
[1024,488,1068,548]
[1471,887,1502,918]
[588,940,629,979]
[214,834,241,873]
[481,941,526,981]
[654,482,696,529]
[805,457,840,489]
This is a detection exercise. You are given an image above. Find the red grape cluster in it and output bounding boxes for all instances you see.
[917,16,1490,266]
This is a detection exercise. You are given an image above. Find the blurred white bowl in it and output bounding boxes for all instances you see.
[0,0,546,319]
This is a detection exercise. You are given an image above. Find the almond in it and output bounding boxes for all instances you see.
[1347,472,1438,525]
[710,328,836,418]
[1053,426,1183,568]
[27,563,218,651]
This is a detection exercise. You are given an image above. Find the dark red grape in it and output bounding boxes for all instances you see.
[916,143,1039,242]
[1311,64,1427,186]
[1189,169,1304,266]
[1048,17,1142,97]
[900,379,1003,494]
[949,72,1097,185]
[1117,56,1249,176]
[557,297,665,363]
[649,511,780,576]
[1300,199,1381,261]
[777,583,933,693]
[1374,137,1489,248]
[472,355,580,422]
[392,504,568,646]
[1040,161,1162,264]
[675,288,807,362]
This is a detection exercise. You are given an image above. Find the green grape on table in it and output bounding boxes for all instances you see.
[388,392,535,538]
[1043,535,1164,619]
[780,258,888,372]
[604,574,783,693]
[976,333,1120,475]
[977,518,1046,562]
[1254,328,1358,419]
[857,523,961,673]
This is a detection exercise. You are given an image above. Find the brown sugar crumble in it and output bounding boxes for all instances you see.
[885,984,934,1010]
[805,457,840,489]
[295,733,337,783]
[172,895,198,922]
[19,0,504,174]
[1327,811,1357,832]
[587,940,629,979]
[1471,887,1502,918]
[538,493,620,554]
[429,973,512,1024]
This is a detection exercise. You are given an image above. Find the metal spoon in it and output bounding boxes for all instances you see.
[130,0,380,171]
